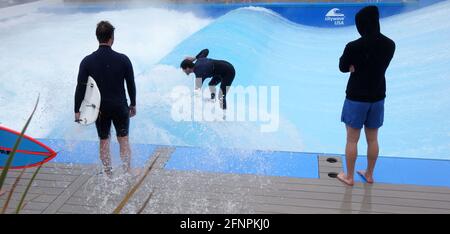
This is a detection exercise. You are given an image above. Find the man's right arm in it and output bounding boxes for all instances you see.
[339,44,353,73]
[74,58,89,114]
[124,56,137,117]
[124,56,136,106]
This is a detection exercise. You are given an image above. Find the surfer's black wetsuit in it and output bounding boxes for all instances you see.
[193,49,235,109]
[74,45,136,139]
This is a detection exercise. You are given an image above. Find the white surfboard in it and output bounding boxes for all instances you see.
[78,76,101,125]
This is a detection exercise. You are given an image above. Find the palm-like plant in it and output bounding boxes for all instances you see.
[0,96,42,214]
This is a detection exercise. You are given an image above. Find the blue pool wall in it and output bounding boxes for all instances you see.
[38,0,445,28]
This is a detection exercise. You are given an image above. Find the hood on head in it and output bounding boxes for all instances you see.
[355,5,380,36]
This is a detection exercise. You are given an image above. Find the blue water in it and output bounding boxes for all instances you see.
[342,156,450,187]
[0,1,449,163]
[39,138,157,167]
[160,3,450,160]
[165,147,319,178]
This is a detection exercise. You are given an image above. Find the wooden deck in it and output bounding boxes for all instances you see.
[2,146,450,214]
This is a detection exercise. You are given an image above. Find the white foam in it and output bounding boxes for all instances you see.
[1,1,450,159]
[0,6,211,141]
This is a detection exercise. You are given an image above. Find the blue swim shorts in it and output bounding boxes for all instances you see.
[341,98,385,129]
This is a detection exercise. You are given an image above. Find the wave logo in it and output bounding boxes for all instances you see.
[325,8,345,25]
[326,8,345,17]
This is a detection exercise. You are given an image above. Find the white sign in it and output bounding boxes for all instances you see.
[325,8,345,25]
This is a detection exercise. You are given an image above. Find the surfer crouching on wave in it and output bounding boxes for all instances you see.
[180,49,235,110]
[74,21,137,177]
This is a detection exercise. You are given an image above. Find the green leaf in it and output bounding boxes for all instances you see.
[0,95,40,192]
[112,152,161,214]
[15,164,42,214]
[1,168,25,214]
[136,191,153,214]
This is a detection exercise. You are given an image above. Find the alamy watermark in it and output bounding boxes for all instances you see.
[170,85,280,133]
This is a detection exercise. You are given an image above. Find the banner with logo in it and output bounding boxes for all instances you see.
[165,0,443,28]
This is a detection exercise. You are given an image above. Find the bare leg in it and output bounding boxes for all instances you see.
[0,189,6,197]
[357,127,379,184]
[99,138,112,177]
[118,136,131,174]
[338,125,361,186]
[218,84,231,110]
[208,76,221,100]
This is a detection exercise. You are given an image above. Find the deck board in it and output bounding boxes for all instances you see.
[1,149,450,214]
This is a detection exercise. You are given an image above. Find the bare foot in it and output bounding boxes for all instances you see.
[357,170,374,184]
[100,167,113,178]
[337,172,354,186]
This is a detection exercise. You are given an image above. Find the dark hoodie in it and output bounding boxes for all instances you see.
[339,6,395,102]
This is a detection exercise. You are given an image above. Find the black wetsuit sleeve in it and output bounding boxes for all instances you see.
[74,58,89,113]
[195,49,209,59]
[339,44,353,73]
[124,56,136,106]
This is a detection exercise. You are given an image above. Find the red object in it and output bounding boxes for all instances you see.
[0,126,57,169]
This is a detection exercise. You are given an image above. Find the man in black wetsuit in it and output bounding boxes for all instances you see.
[180,49,235,110]
[74,21,136,176]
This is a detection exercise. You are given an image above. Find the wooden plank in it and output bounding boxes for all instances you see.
[3,173,79,182]
[42,174,92,214]
[0,200,50,212]
[147,187,450,211]
[1,185,64,195]
[155,169,450,195]
[65,173,450,213]
[2,178,72,188]
[143,198,376,214]
[57,204,93,214]
[3,159,450,214]
[145,187,450,214]
[70,169,450,214]
[135,175,450,205]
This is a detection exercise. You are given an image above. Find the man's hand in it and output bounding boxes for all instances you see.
[129,105,137,118]
[74,112,81,123]
[349,65,355,73]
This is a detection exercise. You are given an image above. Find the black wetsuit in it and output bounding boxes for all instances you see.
[193,49,235,109]
[339,6,395,103]
[74,45,136,139]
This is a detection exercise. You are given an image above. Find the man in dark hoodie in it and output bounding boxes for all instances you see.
[337,6,395,186]
[180,49,235,110]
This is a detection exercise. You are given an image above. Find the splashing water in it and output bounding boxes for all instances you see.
[161,3,450,159]
[1,1,450,213]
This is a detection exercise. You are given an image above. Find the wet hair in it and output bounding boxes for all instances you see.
[96,21,115,43]
[180,59,195,69]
